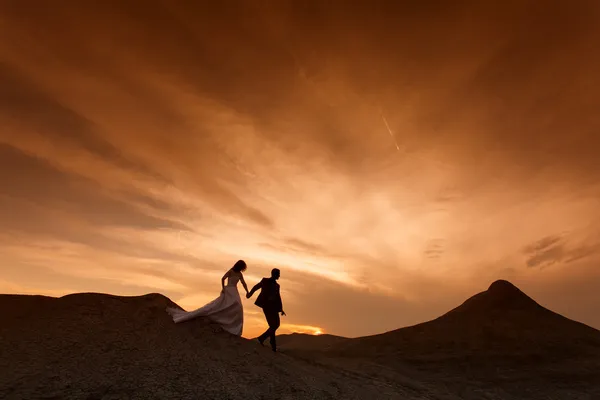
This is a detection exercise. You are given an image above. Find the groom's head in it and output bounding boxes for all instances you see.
[271,268,280,280]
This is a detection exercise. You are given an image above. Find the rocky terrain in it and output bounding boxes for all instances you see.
[1,280,599,399]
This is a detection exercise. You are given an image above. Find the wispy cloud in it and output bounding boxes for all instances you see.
[524,234,600,269]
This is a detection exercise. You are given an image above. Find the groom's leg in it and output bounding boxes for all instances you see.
[266,311,280,351]
[258,308,273,344]
[257,328,269,344]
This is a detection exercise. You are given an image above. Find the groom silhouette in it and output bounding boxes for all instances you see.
[246,268,286,352]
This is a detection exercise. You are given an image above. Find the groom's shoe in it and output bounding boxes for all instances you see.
[257,338,265,347]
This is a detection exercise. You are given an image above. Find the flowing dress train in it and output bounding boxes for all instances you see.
[166,273,243,336]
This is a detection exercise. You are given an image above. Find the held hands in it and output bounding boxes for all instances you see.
[281,310,286,316]
[246,292,251,299]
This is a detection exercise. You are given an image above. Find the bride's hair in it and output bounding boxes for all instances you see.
[232,260,247,272]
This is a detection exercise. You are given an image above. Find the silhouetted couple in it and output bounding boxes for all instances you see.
[166,260,286,351]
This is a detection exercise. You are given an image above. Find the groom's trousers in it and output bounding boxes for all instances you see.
[258,308,280,350]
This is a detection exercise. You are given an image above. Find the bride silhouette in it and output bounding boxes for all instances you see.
[166,260,249,336]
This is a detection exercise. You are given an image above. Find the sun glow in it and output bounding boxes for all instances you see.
[280,323,324,336]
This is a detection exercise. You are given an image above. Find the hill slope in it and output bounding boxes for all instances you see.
[278,280,600,399]
[332,280,600,362]
[277,333,349,352]
[0,292,438,400]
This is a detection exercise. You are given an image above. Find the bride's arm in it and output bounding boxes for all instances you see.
[240,274,249,294]
[221,270,230,291]
[247,279,263,298]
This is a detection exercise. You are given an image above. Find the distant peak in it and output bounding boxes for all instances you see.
[483,279,538,307]
[488,279,519,293]
[440,279,540,318]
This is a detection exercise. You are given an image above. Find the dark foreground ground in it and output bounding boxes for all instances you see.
[1,280,599,399]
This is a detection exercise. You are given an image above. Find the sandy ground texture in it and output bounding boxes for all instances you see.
[0,292,450,400]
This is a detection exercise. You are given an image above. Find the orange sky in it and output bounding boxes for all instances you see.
[1,1,600,338]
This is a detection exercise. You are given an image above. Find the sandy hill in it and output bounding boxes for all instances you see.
[1,280,599,399]
[278,280,600,399]
[329,280,600,361]
[276,333,349,352]
[334,281,600,364]
[0,292,439,400]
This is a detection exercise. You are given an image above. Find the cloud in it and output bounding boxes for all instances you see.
[0,63,157,177]
[524,236,566,268]
[523,234,600,268]
[0,144,188,232]
[423,239,444,260]
[283,237,331,255]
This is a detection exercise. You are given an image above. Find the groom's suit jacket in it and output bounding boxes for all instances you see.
[254,277,283,312]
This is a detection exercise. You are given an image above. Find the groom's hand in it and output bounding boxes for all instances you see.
[281,311,286,316]
[246,293,251,299]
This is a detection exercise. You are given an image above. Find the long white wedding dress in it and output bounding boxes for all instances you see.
[166,272,244,336]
